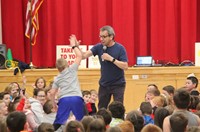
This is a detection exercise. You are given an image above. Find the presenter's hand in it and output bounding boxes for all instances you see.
[101,53,113,62]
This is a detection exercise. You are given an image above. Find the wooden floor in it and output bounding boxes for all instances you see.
[1,66,200,112]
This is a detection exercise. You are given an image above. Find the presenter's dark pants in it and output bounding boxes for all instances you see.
[98,84,125,109]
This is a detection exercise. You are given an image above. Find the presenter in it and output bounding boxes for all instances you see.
[80,25,128,109]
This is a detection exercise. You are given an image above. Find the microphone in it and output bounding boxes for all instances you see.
[102,46,107,61]
[103,46,107,53]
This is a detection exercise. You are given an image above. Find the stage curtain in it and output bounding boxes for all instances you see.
[1,0,199,67]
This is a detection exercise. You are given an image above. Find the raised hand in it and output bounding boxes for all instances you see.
[69,34,81,47]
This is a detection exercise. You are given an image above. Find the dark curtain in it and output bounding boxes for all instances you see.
[1,0,199,67]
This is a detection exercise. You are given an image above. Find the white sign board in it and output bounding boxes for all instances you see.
[195,42,200,66]
[88,45,100,68]
[56,45,87,68]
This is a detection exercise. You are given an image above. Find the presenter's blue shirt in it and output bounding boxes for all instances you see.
[91,42,128,87]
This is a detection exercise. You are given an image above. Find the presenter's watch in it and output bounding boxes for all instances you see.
[112,58,116,63]
[72,46,78,49]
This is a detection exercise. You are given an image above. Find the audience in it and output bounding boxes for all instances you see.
[188,95,200,112]
[89,89,98,115]
[6,111,28,132]
[81,116,94,131]
[187,126,200,132]
[65,120,85,132]
[4,82,20,101]
[118,120,134,132]
[1,70,200,132]
[125,110,144,132]
[82,90,92,115]
[16,97,39,131]
[140,102,154,125]
[106,126,122,132]
[7,96,20,112]
[108,101,125,127]
[29,88,45,124]
[0,116,7,132]
[163,89,200,132]
[169,112,188,132]
[185,76,199,94]
[0,92,11,106]
[87,118,106,132]
[141,124,162,132]
[147,84,158,91]
[0,100,8,117]
[33,77,46,89]
[154,107,170,129]
[43,100,57,124]
[145,88,160,102]
[96,108,112,128]
[38,122,54,132]
[162,85,175,97]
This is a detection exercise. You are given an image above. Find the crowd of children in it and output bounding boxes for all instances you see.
[1,36,200,132]
[0,73,200,132]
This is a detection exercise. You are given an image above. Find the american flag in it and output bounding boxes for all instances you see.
[25,0,44,45]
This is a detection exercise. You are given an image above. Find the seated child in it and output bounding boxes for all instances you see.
[82,90,92,115]
[89,89,98,115]
[185,76,199,95]
[140,102,154,125]
[43,100,57,124]
[33,77,46,89]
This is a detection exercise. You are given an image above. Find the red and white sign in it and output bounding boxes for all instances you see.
[56,45,87,68]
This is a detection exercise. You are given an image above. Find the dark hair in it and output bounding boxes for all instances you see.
[87,118,106,132]
[140,102,152,115]
[0,92,10,100]
[170,112,188,132]
[187,76,198,88]
[6,111,26,132]
[148,84,158,90]
[188,95,200,110]
[44,87,52,95]
[82,90,91,97]
[154,107,170,129]
[38,122,54,132]
[65,120,85,132]
[162,85,175,95]
[96,108,112,126]
[173,89,190,109]
[125,110,144,132]
[81,116,94,131]
[108,101,125,120]
[7,96,20,112]
[43,100,54,114]
[33,88,45,97]
[190,90,200,96]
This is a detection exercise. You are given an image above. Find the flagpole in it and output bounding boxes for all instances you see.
[29,0,35,69]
